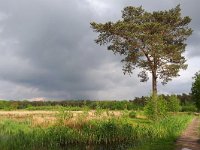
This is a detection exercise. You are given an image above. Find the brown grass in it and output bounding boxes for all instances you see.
[0,110,123,127]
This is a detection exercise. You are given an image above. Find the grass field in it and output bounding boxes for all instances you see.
[0,109,193,150]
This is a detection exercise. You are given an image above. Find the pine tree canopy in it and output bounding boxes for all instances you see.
[91,5,192,94]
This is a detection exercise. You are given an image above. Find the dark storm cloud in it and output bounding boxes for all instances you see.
[0,0,125,99]
[0,0,199,100]
[175,0,200,57]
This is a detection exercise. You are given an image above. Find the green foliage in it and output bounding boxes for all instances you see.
[144,95,168,120]
[132,115,192,150]
[0,94,194,111]
[181,104,197,112]
[91,5,192,95]
[0,101,19,110]
[191,71,200,111]
[26,105,82,111]
[167,95,181,112]
[94,102,102,116]
[129,111,137,118]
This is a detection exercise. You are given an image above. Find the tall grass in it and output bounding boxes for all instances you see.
[131,114,193,150]
[0,113,192,150]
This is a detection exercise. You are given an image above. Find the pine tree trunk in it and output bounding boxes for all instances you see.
[152,70,158,119]
[152,71,157,97]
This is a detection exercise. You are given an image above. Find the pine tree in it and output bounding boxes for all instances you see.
[91,5,192,96]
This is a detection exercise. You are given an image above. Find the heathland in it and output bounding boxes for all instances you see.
[0,95,198,150]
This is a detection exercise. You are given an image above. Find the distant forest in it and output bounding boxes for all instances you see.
[0,93,194,111]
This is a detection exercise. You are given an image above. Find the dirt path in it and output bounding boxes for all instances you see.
[176,117,200,150]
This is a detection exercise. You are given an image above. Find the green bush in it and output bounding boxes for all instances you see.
[144,95,168,120]
[191,71,200,111]
[129,111,137,118]
[167,95,181,112]
[181,104,197,112]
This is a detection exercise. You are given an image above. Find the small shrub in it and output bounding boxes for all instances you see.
[144,95,168,121]
[187,112,193,115]
[181,104,197,112]
[129,111,137,118]
[167,95,181,112]
[57,109,73,125]
[94,102,103,117]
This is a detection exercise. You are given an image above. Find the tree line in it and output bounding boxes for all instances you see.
[0,93,194,111]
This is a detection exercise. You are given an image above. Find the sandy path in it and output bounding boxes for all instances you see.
[176,117,200,150]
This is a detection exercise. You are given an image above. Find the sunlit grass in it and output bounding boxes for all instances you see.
[0,110,193,150]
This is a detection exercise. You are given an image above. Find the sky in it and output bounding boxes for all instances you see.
[0,0,199,100]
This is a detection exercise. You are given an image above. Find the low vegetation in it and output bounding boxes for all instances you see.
[0,109,193,150]
[0,94,196,149]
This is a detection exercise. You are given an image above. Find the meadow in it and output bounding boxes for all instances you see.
[0,108,193,150]
[0,95,197,150]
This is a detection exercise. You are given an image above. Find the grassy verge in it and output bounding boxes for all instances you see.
[130,114,193,150]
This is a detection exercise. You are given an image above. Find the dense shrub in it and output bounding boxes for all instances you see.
[144,95,168,120]
[129,111,137,118]
[181,104,197,112]
[167,95,181,112]
[191,71,200,111]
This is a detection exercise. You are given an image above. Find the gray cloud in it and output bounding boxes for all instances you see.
[0,0,199,100]
[176,0,200,57]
